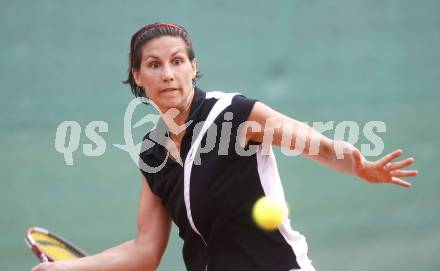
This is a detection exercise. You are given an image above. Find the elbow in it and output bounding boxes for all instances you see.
[134,240,163,271]
[148,250,163,271]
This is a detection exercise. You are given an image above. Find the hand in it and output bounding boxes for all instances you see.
[31,262,53,271]
[352,149,418,188]
[31,261,66,271]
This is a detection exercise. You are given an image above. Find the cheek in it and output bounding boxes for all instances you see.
[140,70,158,85]
[181,65,195,83]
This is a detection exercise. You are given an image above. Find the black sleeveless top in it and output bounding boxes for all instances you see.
[139,87,312,271]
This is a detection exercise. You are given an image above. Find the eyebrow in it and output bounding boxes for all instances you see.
[143,49,185,61]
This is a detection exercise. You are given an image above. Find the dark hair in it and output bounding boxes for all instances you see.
[123,23,202,100]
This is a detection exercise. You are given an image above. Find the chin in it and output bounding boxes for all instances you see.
[157,97,183,111]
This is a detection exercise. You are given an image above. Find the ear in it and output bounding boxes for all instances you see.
[132,68,142,86]
[190,58,197,80]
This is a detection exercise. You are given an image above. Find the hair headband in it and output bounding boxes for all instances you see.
[132,23,180,50]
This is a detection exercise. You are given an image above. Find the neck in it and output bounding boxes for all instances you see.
[160,87,195,140]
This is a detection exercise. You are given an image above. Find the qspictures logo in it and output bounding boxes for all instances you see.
[54,98,387,173]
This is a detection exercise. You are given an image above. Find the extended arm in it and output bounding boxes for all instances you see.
[245,102,418,187]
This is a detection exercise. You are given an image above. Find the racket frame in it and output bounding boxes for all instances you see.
[25,227,87,262]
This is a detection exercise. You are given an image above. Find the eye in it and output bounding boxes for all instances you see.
[172,58,184,65]
[149,62,160,69]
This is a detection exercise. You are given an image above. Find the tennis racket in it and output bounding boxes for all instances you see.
[25,227,87,262]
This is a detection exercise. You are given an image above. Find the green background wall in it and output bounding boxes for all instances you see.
[1,0,438,270]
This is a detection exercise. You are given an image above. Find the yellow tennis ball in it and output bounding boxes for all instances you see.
[252,196,288,231]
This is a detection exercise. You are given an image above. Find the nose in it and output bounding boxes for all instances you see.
[161,63,174,82]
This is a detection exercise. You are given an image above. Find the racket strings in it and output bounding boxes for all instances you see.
[31,232,82,260]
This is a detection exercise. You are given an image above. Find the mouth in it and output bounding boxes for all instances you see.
[161,87,179,93]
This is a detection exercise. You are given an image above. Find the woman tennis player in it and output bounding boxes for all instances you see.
[32,23,418,271]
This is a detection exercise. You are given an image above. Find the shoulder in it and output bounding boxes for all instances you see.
[194,88,259,127]
[203,89,258,111]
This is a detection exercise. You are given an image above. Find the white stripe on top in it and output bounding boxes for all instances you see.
[256,144,316,271]
[183,91,238,246]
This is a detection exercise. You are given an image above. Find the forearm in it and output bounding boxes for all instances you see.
[55,239,159,271]
[305,139,358,176]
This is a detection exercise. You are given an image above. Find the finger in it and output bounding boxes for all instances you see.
[386,157,415,171]
[390,177,412,188]
[391,169,419,178]
[379,149,403,166]
[352,149,363,164]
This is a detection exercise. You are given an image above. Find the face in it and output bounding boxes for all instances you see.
[132,36,197,112]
